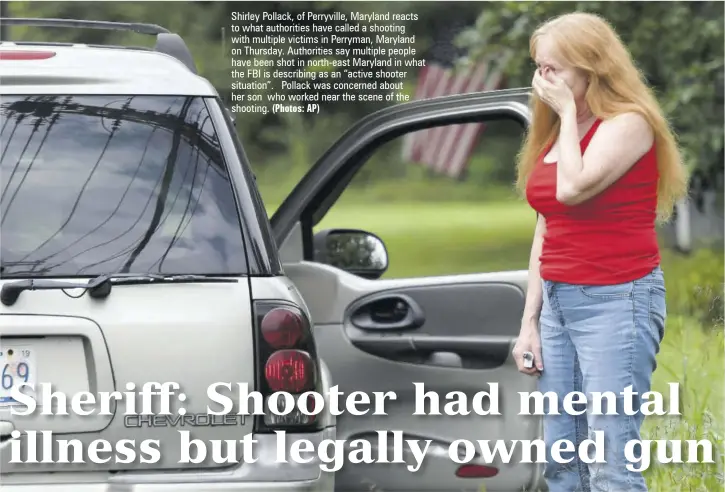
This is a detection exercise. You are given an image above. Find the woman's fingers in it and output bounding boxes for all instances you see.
[532,73,553,104]
[513,349,541,376]
[532,344,544,371]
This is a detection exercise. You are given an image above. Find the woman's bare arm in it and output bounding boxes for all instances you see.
[556,109,654,205]
[512,214,546,374]
[522,214,546,328]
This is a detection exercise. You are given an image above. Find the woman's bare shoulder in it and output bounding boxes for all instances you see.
[597,112,654,150]
[601,112,653,138]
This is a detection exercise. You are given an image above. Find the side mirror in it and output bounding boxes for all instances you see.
[312,229,389,279]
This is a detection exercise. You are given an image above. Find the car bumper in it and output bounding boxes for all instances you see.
[0,429,336,492]
[0,479,333,492]
[0,480,333,492]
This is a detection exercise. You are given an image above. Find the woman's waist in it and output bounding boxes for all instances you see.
[542,226,658,255]
[539,246,661,285]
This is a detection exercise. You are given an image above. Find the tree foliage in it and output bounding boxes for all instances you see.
[5,1,722,187]
[457,1,724,175]
[5,1,482,165]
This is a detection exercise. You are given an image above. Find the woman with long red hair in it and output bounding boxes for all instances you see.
[511,12,688,492]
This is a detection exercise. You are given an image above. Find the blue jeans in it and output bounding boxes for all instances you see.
[538,266,666,492]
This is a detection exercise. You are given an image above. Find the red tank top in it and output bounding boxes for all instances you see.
[525,119,660,285]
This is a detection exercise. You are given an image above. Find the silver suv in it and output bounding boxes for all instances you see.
[0,17,543,492]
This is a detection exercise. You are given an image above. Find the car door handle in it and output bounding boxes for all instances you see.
[426,351,463,368]
[350,294,425,331]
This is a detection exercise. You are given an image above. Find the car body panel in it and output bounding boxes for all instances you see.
[282,263,543,492]
[0,277,338,489]
[271,89,545,491]
[0,430,337,491]
[0,281,257,473]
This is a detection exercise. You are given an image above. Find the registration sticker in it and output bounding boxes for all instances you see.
[0,346,36,406]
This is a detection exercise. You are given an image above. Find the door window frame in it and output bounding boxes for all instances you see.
[272,90,532,264]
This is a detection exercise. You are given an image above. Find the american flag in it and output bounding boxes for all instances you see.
[401,56,508,178]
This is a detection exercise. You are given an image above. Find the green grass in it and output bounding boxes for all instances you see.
[316,200,535,277]
[642,314,724,489]
[303,198,723,490]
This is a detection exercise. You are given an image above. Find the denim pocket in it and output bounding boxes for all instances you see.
[578,281,634,299]
[648,284,667,343]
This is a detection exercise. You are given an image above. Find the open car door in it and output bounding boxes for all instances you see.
[271,88,544,492]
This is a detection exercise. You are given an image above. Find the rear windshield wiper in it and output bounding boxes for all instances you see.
[0,273,239,306]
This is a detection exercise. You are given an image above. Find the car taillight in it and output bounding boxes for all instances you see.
[254,301,321,432]
[261,307,305,348]
[0,50,56,60]
[264,350,313,392]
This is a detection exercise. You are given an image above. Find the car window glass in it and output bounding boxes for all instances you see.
[312,118,530,278]
[0,95,247,277]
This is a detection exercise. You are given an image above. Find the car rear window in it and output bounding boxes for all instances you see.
[0,95,248,278]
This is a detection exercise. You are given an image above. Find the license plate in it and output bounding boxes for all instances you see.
[0,346,36,406]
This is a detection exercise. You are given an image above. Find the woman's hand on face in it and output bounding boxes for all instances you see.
[512,320,544,376]
[532,68,575,116]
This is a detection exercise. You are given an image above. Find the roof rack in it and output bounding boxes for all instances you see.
[0,17,197,73]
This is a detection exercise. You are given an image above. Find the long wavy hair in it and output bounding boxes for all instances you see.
[515,12,688,221]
